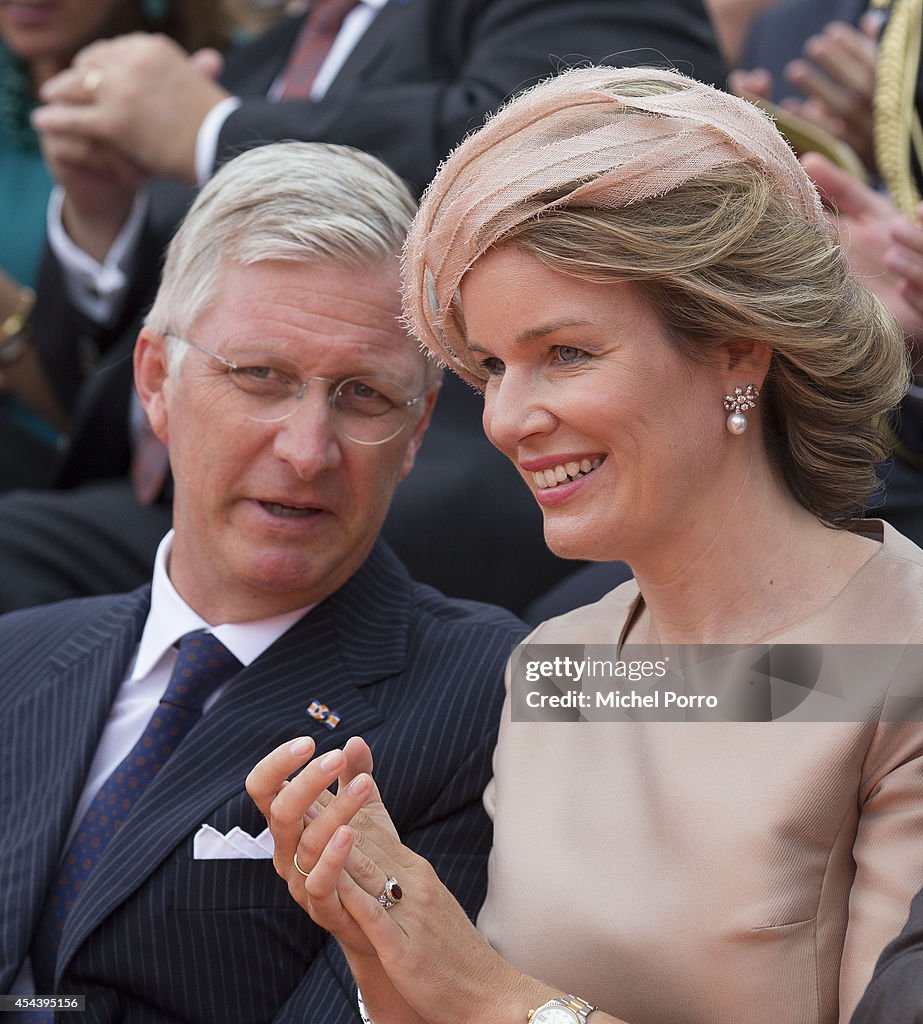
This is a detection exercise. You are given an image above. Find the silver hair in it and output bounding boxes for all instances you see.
[146,141,440,384]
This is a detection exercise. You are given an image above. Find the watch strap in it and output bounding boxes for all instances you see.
[529,994,598,1023]
[561,994,597,1022]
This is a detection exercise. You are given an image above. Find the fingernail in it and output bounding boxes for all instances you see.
[348,774,370,796]
[321,750,344,772]
[305,801,323,820]
[334,826,352,849]
[289,737,313,756]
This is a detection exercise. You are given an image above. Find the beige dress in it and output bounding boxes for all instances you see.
[478,521,923,1024]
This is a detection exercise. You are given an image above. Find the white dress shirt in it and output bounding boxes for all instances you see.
[12,530,312,996]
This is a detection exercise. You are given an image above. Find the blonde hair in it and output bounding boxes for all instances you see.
[403,66,909,522]
[147,141,441,387]
[506,163,909,522]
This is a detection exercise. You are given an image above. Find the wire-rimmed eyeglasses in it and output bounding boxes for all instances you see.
[166,333,424,446]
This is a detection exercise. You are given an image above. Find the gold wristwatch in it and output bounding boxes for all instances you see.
[528,994,597,1023]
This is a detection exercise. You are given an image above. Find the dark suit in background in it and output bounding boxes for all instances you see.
[0,542,525,1022]
[851,883,923,1023]
[0,0,726,616]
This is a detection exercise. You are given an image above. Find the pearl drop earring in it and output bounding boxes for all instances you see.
[723,384,759,435]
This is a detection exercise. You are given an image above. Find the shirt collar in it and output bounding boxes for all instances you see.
[131,531,313,680]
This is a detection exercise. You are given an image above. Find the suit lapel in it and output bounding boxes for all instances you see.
[56,541,413,979]
[0,589,149,990]
[220,3,421,105]
[221,14,304,95]
[322,0,420,100]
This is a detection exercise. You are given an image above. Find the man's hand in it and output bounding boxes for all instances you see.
[730,13,881,176]
[33,34,228,185]
[781,15,880,174]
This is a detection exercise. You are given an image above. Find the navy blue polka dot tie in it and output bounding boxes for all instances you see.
[26,631,241,1007]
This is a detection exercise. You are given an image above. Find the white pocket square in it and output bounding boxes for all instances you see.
[193,823,275,859]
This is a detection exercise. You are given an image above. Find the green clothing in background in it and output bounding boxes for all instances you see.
[0,42,54,289]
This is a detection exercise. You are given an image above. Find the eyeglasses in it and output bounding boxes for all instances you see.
[167,333,424,446]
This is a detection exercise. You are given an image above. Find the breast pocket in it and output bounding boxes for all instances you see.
[171,856,295,911]
[167,790,294,911]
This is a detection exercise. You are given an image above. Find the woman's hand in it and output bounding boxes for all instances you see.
[247,736,397,952]
[247,736,429,1023]
[246,737,549,1024]
[306,788,543,1024]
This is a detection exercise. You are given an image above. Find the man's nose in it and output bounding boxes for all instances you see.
[271,386,344,475]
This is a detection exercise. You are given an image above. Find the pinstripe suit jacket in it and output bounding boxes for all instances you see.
[0,541,525,1023]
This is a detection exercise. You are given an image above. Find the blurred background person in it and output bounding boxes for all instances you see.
[224,0,307,40]
[0,0,228,489]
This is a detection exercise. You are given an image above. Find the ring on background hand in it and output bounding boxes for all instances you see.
[82,68,103,95]
[293,851,310,877]
[377,876,403,909]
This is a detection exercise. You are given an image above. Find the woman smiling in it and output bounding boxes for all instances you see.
[248,67,923,1024]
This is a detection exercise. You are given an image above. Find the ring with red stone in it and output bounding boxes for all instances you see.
[377,876,403,910]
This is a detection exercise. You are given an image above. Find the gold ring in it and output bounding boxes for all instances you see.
[82,68,103,95]
[293,851,310,877]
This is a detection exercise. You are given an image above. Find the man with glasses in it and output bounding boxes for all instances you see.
[0,141,525,1023]
[0,0,728,618]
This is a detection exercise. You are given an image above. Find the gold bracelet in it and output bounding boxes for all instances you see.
[0,287,35,367]
[0,287,35,343]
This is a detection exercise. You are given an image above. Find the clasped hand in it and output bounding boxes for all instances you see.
[33,33,228,186]
[246,736,533,1024]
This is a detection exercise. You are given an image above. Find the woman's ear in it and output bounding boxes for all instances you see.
[134,328,172,444]
[721,338,772,389]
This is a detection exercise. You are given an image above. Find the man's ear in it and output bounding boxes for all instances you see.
[720,338,772,391]
[134,328,172,444]
[398,381,441,482]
